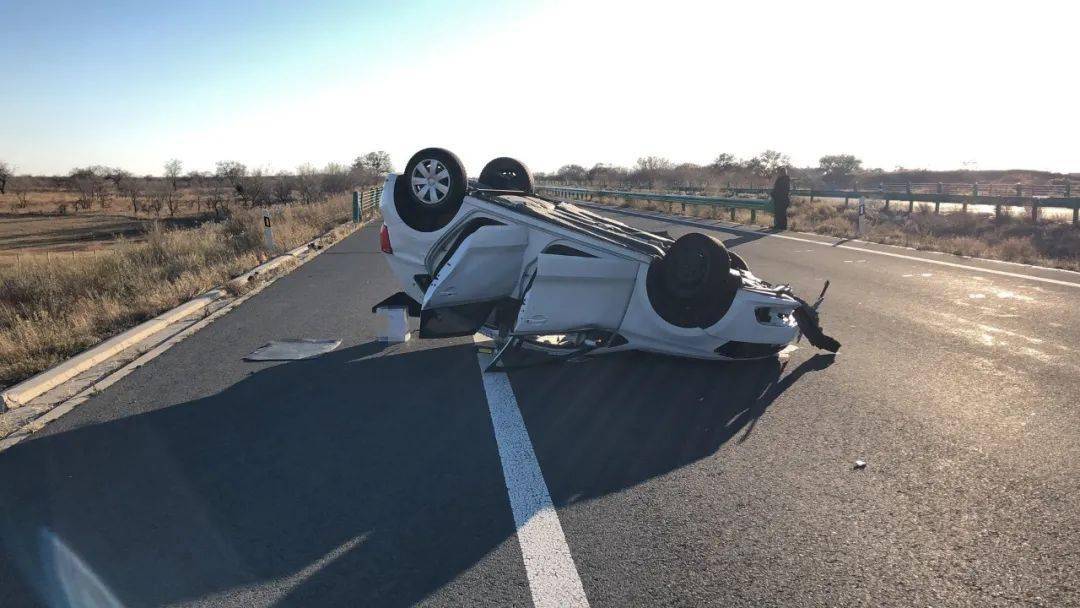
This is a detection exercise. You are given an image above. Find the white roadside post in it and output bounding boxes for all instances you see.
[857,196,866,237]
[262,209,276,252]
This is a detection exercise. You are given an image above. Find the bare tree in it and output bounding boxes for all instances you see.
[69,167,107,212]
[295,164,324,204]
[215,161,247,187]
[321,162,351,195]
[236,169,272,206]
[555,164,587,183]
[0,161,12,194]
[351,151,394,185]
[745,150,790,177]
[10,176,32,209]
[120,177,144,214]
[710,153,739,171]
[144,182,168,217]
[819,154,862,185]
[206,184,229,220]
[164,159,183,190]
[272,171,294,203]
[186,170,207,214]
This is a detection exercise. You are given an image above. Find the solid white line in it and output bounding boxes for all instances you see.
[588,204,1080,290]
[474,341,590,608]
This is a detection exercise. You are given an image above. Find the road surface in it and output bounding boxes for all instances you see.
[1,208,1077,607]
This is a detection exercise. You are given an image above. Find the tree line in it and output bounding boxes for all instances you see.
[0,152,394,218]
[536,152,874,191]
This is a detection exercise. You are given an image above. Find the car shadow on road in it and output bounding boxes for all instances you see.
[0,342,833,608]
[506,352,835,507]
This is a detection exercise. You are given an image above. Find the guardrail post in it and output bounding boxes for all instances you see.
[352,191,361,223]
[1031,198,1039,223]
[881,183,889,210]
[729,207,736,221]
[907,182,914,213]
[809,188,815,202]
[750,208,757,223]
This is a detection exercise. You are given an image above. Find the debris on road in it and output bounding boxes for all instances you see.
[853,460,867,470]
[244,339,342,361]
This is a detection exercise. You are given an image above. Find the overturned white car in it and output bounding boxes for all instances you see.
[374,148,839,368]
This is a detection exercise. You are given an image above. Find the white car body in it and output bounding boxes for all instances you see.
[377,173,818,361]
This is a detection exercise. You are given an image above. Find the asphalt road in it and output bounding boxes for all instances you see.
[1,210,1078,607]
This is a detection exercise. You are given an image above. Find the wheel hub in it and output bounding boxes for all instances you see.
[410,159,451,206]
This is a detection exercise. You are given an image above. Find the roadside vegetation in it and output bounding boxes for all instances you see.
[611,194,1080,272]
[0,194,363,389]
[539,152,1078,272]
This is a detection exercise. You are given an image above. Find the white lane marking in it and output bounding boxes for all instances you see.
[591,204,1080,289]
[474,338,590,608]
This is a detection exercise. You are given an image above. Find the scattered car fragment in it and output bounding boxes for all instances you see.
[374,147,840,369]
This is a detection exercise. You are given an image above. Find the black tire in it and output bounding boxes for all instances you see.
[646,232,738,328]
[395,148,468,231]
[728,250,749,272]
[478,157,533,193]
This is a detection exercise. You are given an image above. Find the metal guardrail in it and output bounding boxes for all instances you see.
[352,186,383,222]
[539,185,772,222]
[541,183,1080,225]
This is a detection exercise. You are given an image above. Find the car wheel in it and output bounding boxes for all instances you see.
[478,157,533,193]
[395,148,468,231]
[646,232,737,328]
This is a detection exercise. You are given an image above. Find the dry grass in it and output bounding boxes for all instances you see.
[603,194,1080,272]
[0,196,353,388]
[783,197,1080,270]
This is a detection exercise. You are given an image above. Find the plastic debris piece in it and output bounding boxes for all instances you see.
[853,460,867,470]
[244,339,341,361]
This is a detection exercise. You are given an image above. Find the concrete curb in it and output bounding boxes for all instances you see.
[0,218,367,413]
[1,290,225,411]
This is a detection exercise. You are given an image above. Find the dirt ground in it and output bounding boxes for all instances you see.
[0,190,210,263]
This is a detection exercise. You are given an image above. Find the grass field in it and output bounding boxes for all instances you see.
[0,196,356,389]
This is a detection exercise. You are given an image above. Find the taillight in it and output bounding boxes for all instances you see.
[379,224,393,254]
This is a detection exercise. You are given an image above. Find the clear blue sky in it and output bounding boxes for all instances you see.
[2,0,1076,176]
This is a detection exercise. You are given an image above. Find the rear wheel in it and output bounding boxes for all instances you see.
[395,148,468,232]
[478,157,534,193]
[646,232,738,328]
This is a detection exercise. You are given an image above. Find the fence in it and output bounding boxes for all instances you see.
[352,186,383,222]
[542,182,1080,226]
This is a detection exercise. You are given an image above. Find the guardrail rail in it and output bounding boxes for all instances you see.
[540,182,1080,225]
[539,185,772,223]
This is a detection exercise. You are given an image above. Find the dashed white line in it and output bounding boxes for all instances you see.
[474,338,590,608]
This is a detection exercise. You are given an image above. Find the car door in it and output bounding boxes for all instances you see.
[513,250,639,334]
[422,224,528,309]
[418,224,530,339]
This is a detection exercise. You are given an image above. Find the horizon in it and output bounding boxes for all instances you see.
[2,0,1077,177]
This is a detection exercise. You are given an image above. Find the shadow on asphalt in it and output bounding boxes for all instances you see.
[0,342,833,607]
[508,352,835,507]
